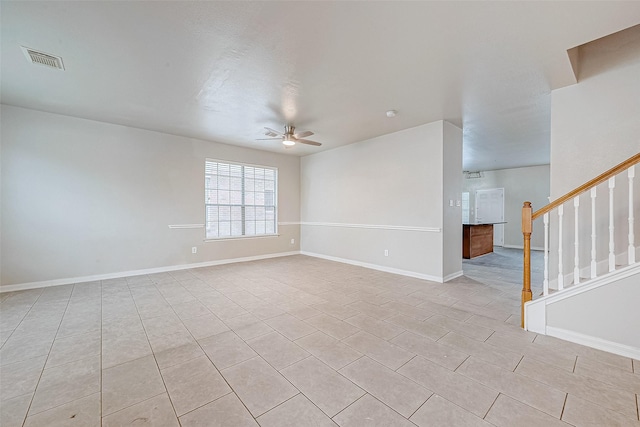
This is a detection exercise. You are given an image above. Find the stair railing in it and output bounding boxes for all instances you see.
[521,152,640,328]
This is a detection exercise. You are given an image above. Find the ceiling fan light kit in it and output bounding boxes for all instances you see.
[257,125,322,148]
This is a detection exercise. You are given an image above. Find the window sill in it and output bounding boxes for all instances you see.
[204,234,280,242]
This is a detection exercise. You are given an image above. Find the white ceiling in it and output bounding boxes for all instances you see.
[2,2,639,171]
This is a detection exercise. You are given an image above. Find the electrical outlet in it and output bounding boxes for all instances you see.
[290,238,295,245]
[384,249,389,257]
[191,247,197,254]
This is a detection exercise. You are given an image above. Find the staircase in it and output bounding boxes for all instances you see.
[521,153,640,358]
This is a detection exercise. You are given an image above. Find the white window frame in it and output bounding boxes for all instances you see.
[205,159,278,241]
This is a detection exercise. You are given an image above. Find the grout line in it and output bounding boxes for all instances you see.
[395,355,418,372]
[560,393,568,421]
[513,355,525,373]
[482,391,501,419]
[21,286,74,423]
[572,356,578,373]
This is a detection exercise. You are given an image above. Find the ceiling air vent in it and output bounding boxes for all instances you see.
[21,46,65,70]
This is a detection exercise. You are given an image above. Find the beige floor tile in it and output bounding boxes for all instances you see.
[304,314,360,340]
[574,356,640,394]
[339,357,431,418]
[381,301,435,320]
[437,331,522,370]
[24,393,100,426]
[257,393,337,427]
[417,301,473,322]
[179,393,258,427]
[171,300,212,320]
[101,315,146,340]
[485,394,571,427]
[515,356,638,419]
[342,331,414,370]
[103,393,179,426]
[410,394,492,427]
[390,331,468,371]
[385,314,448,341]
[533,334,633,371]
[0,356,47,401]
[102,330,153,369]
[0,333,54,366]
[199,330,257,370]
[295,331,362,370]
[344,314,405,340]
[280,356,364,417]
[265,314,317,340]
[221,357,298,417]
[346,301,396,320]
[181,314,229,340]
[397,356,497,418]
[102,355,166,415]
[57,314,101,339]
[485,331,576,371]
[425,314,493,341]
[312,302,361,320]
[286,304,323,320]
[29,356,101,415]
[224,314,274,341]
[161,355,231,416]
[456,357,566,418]
[561,394,640,426]
[0,393,32,427]
[333,394,415,426]
[153,339,205,370]
[46,332,101,368]
[246,331,309,370]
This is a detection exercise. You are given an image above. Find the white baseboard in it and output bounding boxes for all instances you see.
[300,251,444,283]
[546,326,640,360]
[0,251,301,293]
[443,270,464,282]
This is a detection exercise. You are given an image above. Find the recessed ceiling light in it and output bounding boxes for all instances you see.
[386,110,398,118]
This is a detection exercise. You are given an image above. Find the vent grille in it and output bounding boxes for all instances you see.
[21,46,65,70]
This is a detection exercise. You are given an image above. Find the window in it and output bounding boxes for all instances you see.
[205,160,277,239]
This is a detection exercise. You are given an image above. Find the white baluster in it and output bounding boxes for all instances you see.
[574,196,580,285]
[543,212,549,296]
[609,177,616,272]
[628,166,635,265]
[590,187,597,279]
[558,205,564,290]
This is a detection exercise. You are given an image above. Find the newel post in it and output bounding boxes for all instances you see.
[521,201,533,328]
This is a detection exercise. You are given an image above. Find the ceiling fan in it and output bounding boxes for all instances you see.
[258,125,321,147]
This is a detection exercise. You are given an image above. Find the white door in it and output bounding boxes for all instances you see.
[475,188,505,246]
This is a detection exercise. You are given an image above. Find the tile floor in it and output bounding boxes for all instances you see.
[0,254,638,426]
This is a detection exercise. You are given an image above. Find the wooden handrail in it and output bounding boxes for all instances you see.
[532,153,640,220]
[521,151,640,329]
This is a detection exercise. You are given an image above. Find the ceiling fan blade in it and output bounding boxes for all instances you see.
[264,127,283,137]
[256,137,282,141]
[293,130,314,139]
[295,138,322,147]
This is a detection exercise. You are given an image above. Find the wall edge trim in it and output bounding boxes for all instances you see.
[0,251,301,293]
[300,222,441,233]
[300,250,444,283]
[546,326,640,360]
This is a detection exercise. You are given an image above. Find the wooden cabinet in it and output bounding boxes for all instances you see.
[463,224,494,259]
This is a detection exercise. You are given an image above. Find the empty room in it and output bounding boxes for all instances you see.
[1,2,639,426]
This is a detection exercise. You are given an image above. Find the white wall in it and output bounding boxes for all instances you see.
[300,120,462,282]
[462,165,550,250]
[547,271,640,350]
[549,30,640,284]
[1,105,300,287]
[442,122,463,279]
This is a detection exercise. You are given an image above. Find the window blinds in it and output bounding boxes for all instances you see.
[205,160,277,239]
